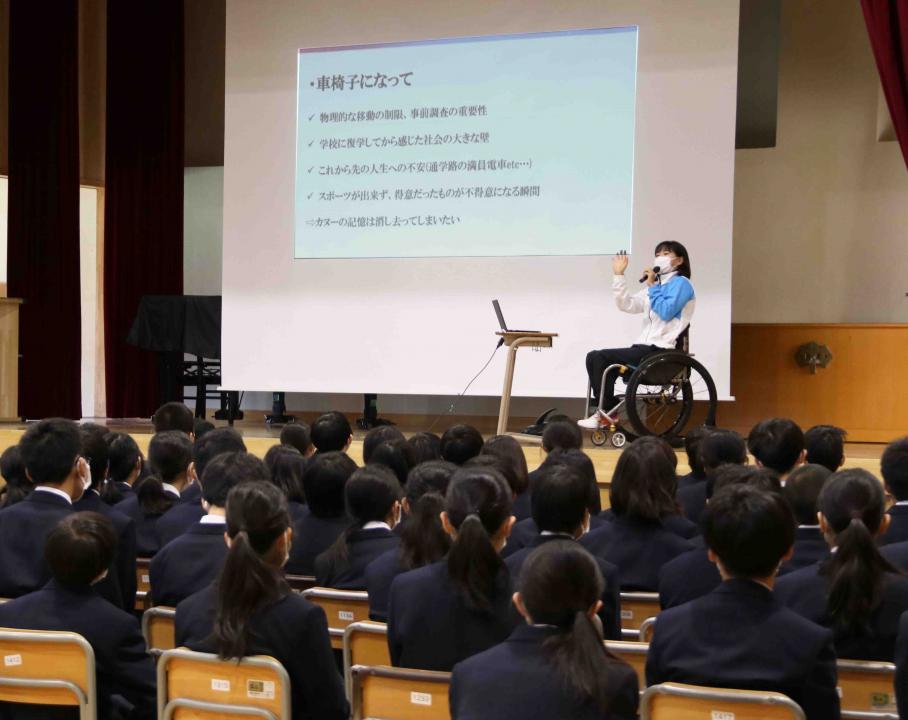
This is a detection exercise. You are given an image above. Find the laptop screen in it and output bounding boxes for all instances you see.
[492,299,507,332]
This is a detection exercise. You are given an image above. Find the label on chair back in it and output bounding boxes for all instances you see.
[247,679,275,700]
[338,610,355,621]
[211,678,230,692]
[710,712,734,720]
[620,610,634,620]
[410,691,432,706]
[871,692,896,711]
[3,654,21,667]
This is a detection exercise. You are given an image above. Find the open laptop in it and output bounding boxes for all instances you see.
[492,299,539,333]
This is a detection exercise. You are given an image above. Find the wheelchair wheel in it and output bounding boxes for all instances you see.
[590,429,607,447]
[610,432,627,448]
[623,351,717,442]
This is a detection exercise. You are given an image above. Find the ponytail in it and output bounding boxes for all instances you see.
[400,492,450,570]
[544,611,613,713]
[447,514,504,610]
[135,475,176,516]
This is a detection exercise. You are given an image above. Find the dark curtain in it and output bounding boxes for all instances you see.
[862,0,908,169]
[104,0,185,418]
[7,0,81,419]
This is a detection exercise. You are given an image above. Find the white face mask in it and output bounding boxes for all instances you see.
[654,255,675,274]
[78,458,92,492]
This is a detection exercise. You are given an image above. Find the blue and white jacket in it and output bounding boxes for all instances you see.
[613,271,695,349]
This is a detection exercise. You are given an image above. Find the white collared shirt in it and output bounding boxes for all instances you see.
[539,531,573,538]
[199,514,226,525]
[797,524,820,529]
[34,486,72,505]
[362,521,392,531]
[896,501,908,506]
[161,483,181,498]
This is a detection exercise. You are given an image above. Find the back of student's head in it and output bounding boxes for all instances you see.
[101,432,142,504]
[78,423,110,491]
[0,445,31,508]
[193,418,215,440]
[363,425,406,464]
[702,484,795,578]
[541,448,601,515]
[407,432,442,464]
[45,512,116,587]
[784,464,832,526]
[19,418,82,487]
[683,425,709,477]
[367,439,414,487]
[399,460,457,570]
[444,466,512,610]
[707,463,781,500]
[193,427,247,480]
[609,436,678,521]
[215,482,292,659]
[311,411,352,453]
[440,424,484,465]
[518,540,617,714]
[818,468,897,636]
[480,435,529,496]
[881,437,908,501]
[804,425,846,472]
[202,451,268,508]
[263,444,305,503]
[531,463,589,535]
[699,428,747,474]
[279,423,312,456]
[152,402,195,435]
[464,454,522,499]
[541,420,583,454]
[302,451,356,518]
[747,418,805,475]
[148,431,193,484]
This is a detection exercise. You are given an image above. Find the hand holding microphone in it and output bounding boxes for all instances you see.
[639,266,661,284]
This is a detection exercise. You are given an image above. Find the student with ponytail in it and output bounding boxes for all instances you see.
[387,466,518,671]
[776,468,908,661]
[451,541,638,720]
[175,482,348,720]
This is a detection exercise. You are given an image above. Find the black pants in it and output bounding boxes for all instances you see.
[586,344,660,410]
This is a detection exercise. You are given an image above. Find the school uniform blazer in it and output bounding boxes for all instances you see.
[775,562,908,661]
[676,470,706,490]
[676,480,708,525]
[0,579,156,720]
[502,514,607,559]
[288,501,306,524]
[74,490,137,610]
[882,505,908,545]
[365,547,407,622]
[895,611,908,719]
[149,522,228,607]
[658,546,721,609]
[314,527,400,589]
[285,508,350,576]
[598,508,698,540]
[114,494,168,557]
[155,500,206,548]
[778,527,829,576]
[882,539,908,573]
[450,624,639,720]
[510,489,532,523]
[176,583,348,720]
[580,515,694,591]
[646,578,840,720]
[387,559,519,671]
[504,534,622,640]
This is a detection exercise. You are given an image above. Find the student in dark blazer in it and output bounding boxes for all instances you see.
[895,612,908,719]
[776,469,908,661]
[451,541,638,720]
[365,461,455,621]
[504,461,621,640]
[175,483,348,720]
[100,433,143,506]
[264,443,308,523]
[676,425,708,489]
[150,452,268,607]
[314,465,401,589]
[779,463,831,574]
[388,466,519,671]
[881,437,908,545]
[581,437,694,591]
[647,484,840,720]
[677,428,747,526]
[0,512,156,720]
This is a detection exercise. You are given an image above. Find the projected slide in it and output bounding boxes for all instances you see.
[294,27,638,259]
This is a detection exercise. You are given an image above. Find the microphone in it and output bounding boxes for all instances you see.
[639,266,661,284]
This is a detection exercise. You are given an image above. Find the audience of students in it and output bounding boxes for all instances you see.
[406,431,442,464]
[0,444,31,508]
[362,425,407,463]
[881,437,908,544]
[367,438,415,487]
[677,427,747,524]
[279,422,314,457]
[311,411,353,453]
[440,423,485,465]
[101,432,143,505]
[512,418,584,520]
[480,434,530,512]
[747,417,806,481]
[804,424,846,473]
[780,463,831,573]
[263,443,307,520]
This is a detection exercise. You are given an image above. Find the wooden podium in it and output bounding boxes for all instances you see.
[0,298,22,421]
[495,331,557,435]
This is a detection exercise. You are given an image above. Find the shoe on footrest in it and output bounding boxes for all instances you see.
[577,410,616,430]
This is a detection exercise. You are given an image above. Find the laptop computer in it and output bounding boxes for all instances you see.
[492,299,539,334]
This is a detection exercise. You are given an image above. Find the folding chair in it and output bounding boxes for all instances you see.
[641,682,806,720]
[136,557,151,611]
[0,628,97,720]
[342,621,391,699]
[605,640,649,690]
[638,616,657,643]
[285,574,316,593]
[620,591,661,639]
[837,659,898,719]
[157,647,291,720]
[350,664,451,720]
[301,587,370,649]
[140,605,176,658]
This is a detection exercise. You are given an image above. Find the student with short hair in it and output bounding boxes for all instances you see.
[804,425,846,473]
[264,444,306,521]
[193,418,215,440]
[512,418,584,521]
[440,424,484,465]
[367,439,415,487]
[481,434,531,522]
[152,401,195,436]
[0,444,31,508]
[362,425,406,464]
[311,411,353,453]
[647,484,839,720]
[407,431,442,464]
[176,483,348,720]
[314,465,402,589]
[881,437,908,545]
[388,466,518,671]
[747,417,806,481]
[101,432,143,505]
[678,428,747,524]
[451,541,639,720]
[780,464,831,573]
[280,422,314,457]
[0,512,157,720]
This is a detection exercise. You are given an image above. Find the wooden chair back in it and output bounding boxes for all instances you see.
[350,664,451,720]
[302,587,370,649]
[620,591,660,638]
[605,640,649,690]
[343,621,391,698]
[285,574,317,593]
[837,659,898,719]
[135,557,151,611]
[641,682,806,720]
[141,606,176,658]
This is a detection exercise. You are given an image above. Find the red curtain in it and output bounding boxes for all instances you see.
[7,0,82,419]
[104,0,185,418]
[862,0,908,169]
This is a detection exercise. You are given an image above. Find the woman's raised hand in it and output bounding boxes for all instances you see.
[612,250,629,276]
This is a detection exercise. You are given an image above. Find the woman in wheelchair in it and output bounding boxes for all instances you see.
[578,240,696,431]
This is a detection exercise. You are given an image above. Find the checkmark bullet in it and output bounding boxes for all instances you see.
[308,140,314,147]
[308,166,314,173]
[307,193,313,199]
[308,114,315,121]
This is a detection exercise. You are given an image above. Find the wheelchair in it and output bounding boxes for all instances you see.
[586,329,717,448]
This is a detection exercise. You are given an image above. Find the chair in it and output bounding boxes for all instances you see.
[285,574,316,593]
[641,682,806,720]
[135,557,151,611]
[638,616,657,643]
[620,592,661,639]
[157,647,291,720]
[350,664,451,720]
[343,621,391,698]
[141,605,176,658]
[837,659,898,719]
[605,640,649,690]
[0,628,97,720]
[301,587,371,649]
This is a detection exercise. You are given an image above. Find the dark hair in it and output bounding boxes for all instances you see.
[368,439,415,487]
[445,466,512,610]
[19,418,82,486]
[440,424,484,465]
[654,240,692,279]
[804,425,846,473]
[0,445,31,508]
[531,463,589,535]
[214,483,291,659]
[302,451,356,518]
[747,418,804,475]
[541,420,583,453]
[702,484,795,578]
[683,425,709,477]
[78,423,110,491]
[519,541,617,714]
[541,449,601,514]
[407,432,442,464]
[363,425,406,464]
[819,469,899,637]
[399,461,457,570]
[135,476,178,516]
[193,427,247,479]
[881,437,908,501]
[152,402,195,435]
[707,463,781,500]
[783,464,832,526]
[609,436,678,521]
[148,431,194,484]
[45,512,117,587]
[263,445,305,503]
[193,419,215,440]
[202,451,269,507]
[311,411,352,453]
[279,423,312,456]
[699,429,747,473]
[481,435,529,495]
[101,433,142,504]
[464,454,521,499]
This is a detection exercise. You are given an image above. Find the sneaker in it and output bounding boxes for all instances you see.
[578,410,613,429]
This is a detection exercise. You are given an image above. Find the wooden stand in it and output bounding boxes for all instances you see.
[495,331,557,436]
[0,298,23,422]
